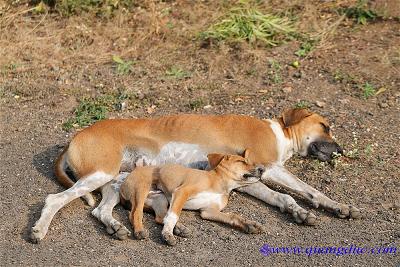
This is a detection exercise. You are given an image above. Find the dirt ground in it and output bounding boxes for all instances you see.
[0,1,399,266]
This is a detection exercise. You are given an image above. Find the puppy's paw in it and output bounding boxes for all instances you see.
[244,221,264,234]
[134,229,149,240]
[349,205,362,219]
[162,232,177,246]
[293,208,318,226]
[173,223,191,238]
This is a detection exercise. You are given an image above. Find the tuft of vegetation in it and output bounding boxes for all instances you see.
[267,59,282,84]
[294,39,316,57]
[294,100,310,109]
[187,99,204,110]
[165,66,191,80]
[62,91,137,131]
[339,0,377,25]
[200,2,295,46]
[112,55,135,75]
[29,0,136,17]
[361,82,376,99]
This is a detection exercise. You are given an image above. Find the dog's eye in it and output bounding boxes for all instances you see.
[320,123,330,134]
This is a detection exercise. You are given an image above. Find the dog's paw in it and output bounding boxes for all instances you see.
[109,222,131,240]
[173,223,191,238]
[162,232,177,246]
[335,205,361,219]
[30,225,45,244]
[244,221,264,234]
[134,229,149,240]
[292,208,318,226]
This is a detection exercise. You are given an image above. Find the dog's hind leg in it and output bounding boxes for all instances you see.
[237,182,317,225]
[91,179,131,240]
[31,172,114,243]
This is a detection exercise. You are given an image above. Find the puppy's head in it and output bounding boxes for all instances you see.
[281,108,343,161]
[207,149,265,186]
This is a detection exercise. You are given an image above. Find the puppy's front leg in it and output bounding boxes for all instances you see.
[263,164,361,219]
[162,187,194,246]
[199,208,264,234]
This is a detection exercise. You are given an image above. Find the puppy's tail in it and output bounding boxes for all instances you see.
[54,145,75,188]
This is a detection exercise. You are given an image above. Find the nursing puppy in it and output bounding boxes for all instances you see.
[120,150,265,246]
[31,108,361,243]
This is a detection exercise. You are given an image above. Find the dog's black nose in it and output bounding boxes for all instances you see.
[256,166,265,175]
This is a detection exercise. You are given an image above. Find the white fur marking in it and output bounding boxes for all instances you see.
[267,120,293,163]
[183,192,224,210]
[163,211,178,233]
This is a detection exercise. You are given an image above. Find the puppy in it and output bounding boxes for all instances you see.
[120,150,265,246]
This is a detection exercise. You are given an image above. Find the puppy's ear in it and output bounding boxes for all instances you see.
[207,153,225,169]
[241,149,250,159]
[282,108,312,128]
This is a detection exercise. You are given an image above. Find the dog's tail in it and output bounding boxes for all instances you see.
[54,145,96,206]
[54,145,75,188]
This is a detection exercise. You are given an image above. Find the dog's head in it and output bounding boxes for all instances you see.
[280,108,343,161]
[207,149,265,186]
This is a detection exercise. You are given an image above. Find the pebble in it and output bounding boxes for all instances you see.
[316,101,326,108]
[379,102,388,108]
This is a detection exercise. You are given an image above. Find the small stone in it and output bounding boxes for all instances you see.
[316,101,326,108]
[293,71,302,78]
[282,86,292,93]
[14,95,20,99]
[379,102,388,108]
[203,105,212,109]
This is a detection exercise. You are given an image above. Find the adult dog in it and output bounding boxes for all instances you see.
[31,108,361,243]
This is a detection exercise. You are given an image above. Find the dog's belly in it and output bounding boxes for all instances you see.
[182,192,225,210]
[120,142,209,172]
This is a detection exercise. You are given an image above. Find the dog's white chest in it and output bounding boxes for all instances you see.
[183,192,225,210]
[267,120,293,163]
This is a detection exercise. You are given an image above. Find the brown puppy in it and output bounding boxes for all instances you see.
[120,150,265,246]
[31,108,361,242]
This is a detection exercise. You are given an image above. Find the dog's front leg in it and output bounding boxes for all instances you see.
[237,182,317,225]
[263,164,361,219]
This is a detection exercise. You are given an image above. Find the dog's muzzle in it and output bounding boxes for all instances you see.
[307,140,343,161]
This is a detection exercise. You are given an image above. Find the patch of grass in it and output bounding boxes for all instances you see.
[294,100,310,109]
[361,82,376,99]
[62,91,136,131]
[30,0,136,17]
[339,0,377,25]
[165,66,190,80]
[267,59,282,84]
[112,55,135,75]
[187,99,204,110]
[1,62,19,74]
[62,96,108,131]
[200,2,295,46]
[294,39,316,57]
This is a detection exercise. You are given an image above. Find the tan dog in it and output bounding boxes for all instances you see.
[31,108,361,242]
[120,150,265,245]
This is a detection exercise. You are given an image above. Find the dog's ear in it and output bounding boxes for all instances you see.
[241,149,250,159]
[282,108,312,128]
[207,153,226,169]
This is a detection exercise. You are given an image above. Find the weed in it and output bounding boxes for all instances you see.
[295,39,316,57]
[1,62,19,74]
[30,0,136,16]
[267,59,282,84]
[361,82,375,99]
[187,99,204,110]
[339,0,377,25]
[62,96,108,131]
[62,91,137,131]
[112,55,135,75]
[165,66,190,80]
[200,2,295,46]
[294,100,310,109]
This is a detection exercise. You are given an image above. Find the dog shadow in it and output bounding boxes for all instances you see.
[23,145,65,243]
[32,144,65,182]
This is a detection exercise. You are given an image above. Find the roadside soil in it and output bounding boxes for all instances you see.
[1,1,399,266]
